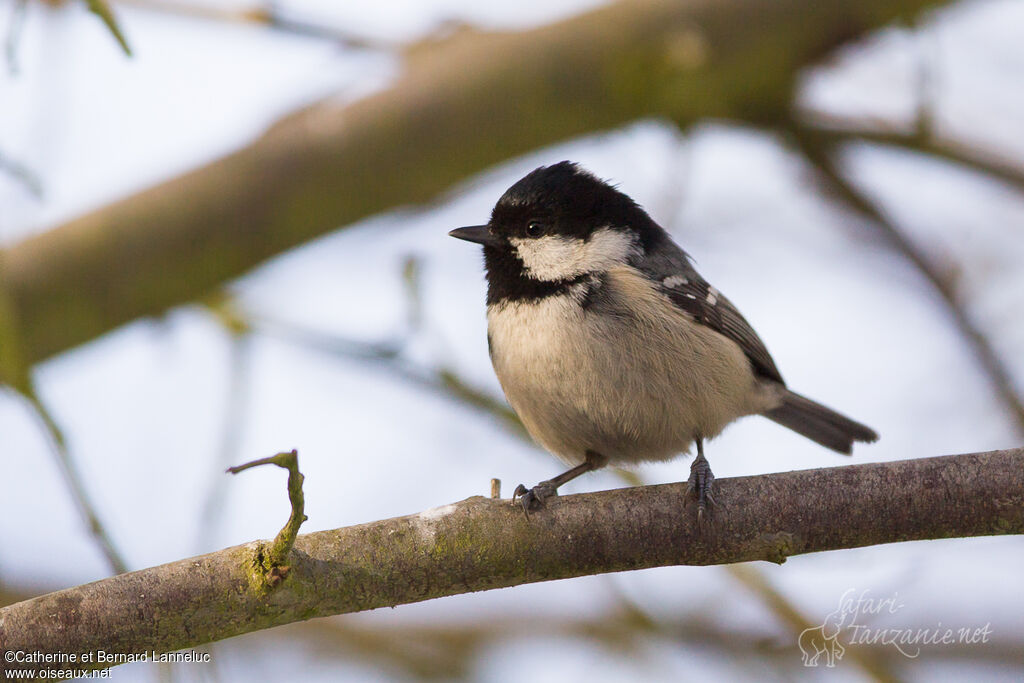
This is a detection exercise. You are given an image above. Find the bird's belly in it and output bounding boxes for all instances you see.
[487,278,761,466]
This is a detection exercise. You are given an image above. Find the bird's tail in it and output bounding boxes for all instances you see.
[762,389,878,454]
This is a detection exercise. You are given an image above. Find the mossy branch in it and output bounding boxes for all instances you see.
[227,450,307,591]
[1,449,1022,677]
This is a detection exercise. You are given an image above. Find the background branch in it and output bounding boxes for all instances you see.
[0,0,951,368]
[17,386,128,575]
[84,0,132,56]
[801,116,1024,198]
[2,449,1021,675]
[788,122,1024,436]
[273,600,1024,680]
[0,147,43,198]
[114,0,400,51]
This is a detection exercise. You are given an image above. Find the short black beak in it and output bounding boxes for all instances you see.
[449,225,501,248]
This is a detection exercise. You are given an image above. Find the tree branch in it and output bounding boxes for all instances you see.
[1,449,1021,676]
[18,386,129,575]
[0,0,952,369]
[800,117,1024,199]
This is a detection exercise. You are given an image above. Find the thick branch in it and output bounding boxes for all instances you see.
[1,449,1021,675]
[0,0,950,372]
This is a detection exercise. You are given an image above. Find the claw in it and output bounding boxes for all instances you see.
[687,451,716,524]
[512,481,557,515]
[511,455,603,517]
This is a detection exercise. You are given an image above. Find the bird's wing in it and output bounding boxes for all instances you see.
[635,236,785,384]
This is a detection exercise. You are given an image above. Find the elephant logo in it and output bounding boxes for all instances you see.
[798,607,849,667]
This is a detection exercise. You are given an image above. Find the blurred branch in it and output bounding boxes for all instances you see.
[84,0,131,56]
[0,148,43,198]
[435,368,524,437]
[196,303,253,552]
[401,254,423,333]
[114,0,398,50]
[727,565,897,683]
[3,448,1022,675]
[801,115,1024,198]
[0,585,36,608]
[18,385,129,574]
[246,310,528,439]
[0,0,953,367]
[276,604,1024,680]
[4,0,28,75]
[789,122,1024,436]
[282,606,783,679]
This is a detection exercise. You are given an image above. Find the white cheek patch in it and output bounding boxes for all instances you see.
[510,228,638,281]
[509,235,586,281]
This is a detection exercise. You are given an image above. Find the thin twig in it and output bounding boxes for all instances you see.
[196,298,253,552]
[84,0,131,56]
[250,312,527,438]
[4,0,29,76]
[20,386,128,574]
[0,148,44,199]
[114,0,397,51]
[227,449,307,590]
[401,254,423,334]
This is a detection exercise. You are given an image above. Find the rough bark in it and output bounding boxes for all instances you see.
[0,0,951,375]
[1,449,1021,676]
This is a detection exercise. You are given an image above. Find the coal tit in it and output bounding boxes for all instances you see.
[450,161,877,516]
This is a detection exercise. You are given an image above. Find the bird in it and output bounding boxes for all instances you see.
[449,161,877,517]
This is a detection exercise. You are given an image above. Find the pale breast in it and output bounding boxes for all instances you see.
[487,267,772,466]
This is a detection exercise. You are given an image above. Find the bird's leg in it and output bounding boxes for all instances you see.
[687,437,715,522]
[513,450,607,514]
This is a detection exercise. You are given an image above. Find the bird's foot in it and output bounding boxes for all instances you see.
[512,480,558,514]
[686,453,716,523]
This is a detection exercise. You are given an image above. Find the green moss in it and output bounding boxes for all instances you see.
[229,451,306,596]
[761,532,796,565]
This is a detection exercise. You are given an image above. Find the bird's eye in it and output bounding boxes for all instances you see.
[526,222,545,238]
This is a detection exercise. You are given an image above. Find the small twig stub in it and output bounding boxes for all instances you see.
[228,449,308,591]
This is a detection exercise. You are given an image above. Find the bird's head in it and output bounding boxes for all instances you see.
[450,162,660,300]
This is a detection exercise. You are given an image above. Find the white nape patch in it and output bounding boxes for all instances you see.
[706,286,719,306]
[509,228,638,281]
[663,275,689,288]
